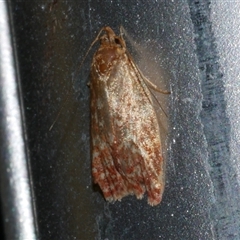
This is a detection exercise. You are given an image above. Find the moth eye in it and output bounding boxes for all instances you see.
[114,38,123,47]
[114,38,120,44]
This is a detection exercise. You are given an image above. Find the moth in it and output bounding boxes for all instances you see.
[90,26,170,206]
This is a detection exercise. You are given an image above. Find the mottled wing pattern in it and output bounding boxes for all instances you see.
[90,27,165,206]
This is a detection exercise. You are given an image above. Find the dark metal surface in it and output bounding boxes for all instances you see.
[0,0,239,239]
[0,1,36,239]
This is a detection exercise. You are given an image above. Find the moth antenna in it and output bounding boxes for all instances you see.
[142,75,171,94]
[49,96,70,131]
[120,26,170,95]
[77,27,106,73]
[125,50,170,118]
[120,25,131,41]
[127,51,170,95]
[119,25,125,38]
[148,87,169,118]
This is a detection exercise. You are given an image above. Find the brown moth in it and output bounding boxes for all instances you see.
[90,26,170,206]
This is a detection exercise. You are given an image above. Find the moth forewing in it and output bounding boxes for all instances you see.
[121,26,170,125]
[120,27,171,174]
[90,26,170,206]
[126,47,170,191]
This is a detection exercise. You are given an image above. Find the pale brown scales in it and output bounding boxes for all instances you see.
[90,27,166,206]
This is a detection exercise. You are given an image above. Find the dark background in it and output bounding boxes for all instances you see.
[0,0,239,239]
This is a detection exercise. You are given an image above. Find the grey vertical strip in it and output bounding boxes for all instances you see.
[188,0,240,239]
[0,2,36,240]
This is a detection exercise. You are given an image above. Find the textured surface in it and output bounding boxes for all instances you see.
[4,0,239,239]
[208,2,240,239]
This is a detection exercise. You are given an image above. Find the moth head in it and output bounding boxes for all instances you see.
[99,27,126,49]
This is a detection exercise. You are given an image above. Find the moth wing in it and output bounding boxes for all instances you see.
[91,73,131,201]
[91,57,165,205]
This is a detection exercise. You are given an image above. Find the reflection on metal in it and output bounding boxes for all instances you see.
[0,1,37,239]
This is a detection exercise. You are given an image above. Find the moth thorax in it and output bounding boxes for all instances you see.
[94,46,125,75]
